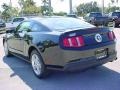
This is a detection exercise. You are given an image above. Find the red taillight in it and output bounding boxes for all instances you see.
[63,36,84,48]
[108,31,116,40]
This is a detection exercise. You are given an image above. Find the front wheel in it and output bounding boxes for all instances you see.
[30,50,47,78]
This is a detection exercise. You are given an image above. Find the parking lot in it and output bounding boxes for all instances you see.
[0,28,120,90]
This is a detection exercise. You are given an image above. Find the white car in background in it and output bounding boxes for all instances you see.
[10,17,28,27]
[5,17,28,32]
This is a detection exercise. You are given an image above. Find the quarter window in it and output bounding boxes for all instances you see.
[32,23,42,32]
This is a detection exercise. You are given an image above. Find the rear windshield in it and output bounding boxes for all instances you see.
[40,18,95,31]
[13,18,25,22]
[112,12,120,17]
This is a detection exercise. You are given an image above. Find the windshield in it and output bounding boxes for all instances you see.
[39,18,95,31]
[112,12,120,17]
[90,13,102,17]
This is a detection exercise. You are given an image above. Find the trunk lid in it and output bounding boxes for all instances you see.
[95,16,108,21]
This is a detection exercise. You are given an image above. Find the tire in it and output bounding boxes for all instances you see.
[95,24,98,27]
[30,50,47,78]
[3,41,11,57]
[104,23,108,27]
[113,21,119,28]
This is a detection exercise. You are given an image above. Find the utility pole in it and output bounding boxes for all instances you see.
[9,0,13,18]
[48,0,52,16]
[69,0,73,14]
[102,0,104,14]
[10,0,12,7]
[48,0,73,15]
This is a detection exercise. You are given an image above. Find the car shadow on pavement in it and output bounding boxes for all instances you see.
[3,56,120,90]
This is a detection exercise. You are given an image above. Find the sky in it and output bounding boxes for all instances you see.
[0,0,120,13]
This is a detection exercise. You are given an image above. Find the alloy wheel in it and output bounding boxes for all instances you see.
[31,54,42,76]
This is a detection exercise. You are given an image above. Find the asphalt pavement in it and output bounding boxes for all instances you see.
[0,28,120,90]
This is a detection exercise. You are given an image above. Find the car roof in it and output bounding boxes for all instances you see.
[26,16,95,30]
[28,16,71,22]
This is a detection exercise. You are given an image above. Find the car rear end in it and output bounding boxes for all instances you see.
[114,17,120,24]
[112,12,120,25]
[43,28,116,71]
[92,17,109,26]
[39,18,117,71]
[59,28,116,71]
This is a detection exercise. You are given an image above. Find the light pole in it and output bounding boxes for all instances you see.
[69,0,73,14]
[48,0,52,15]
[102,0,104,14]
[10,0,12,7]
[9,0,13,18]
[48,0,73,15]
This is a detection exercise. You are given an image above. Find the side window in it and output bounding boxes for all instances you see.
[31,23,42,32]
[16,22,31,32]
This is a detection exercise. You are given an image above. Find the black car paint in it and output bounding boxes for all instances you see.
[3,17,116,71]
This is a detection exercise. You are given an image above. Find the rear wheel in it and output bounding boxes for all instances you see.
[113,21,119,28]
[3,41,11,57]
[30,50,47,78]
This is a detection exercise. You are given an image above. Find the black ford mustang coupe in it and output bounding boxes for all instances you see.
[3,17,117,78]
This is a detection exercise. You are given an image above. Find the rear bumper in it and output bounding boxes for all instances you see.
[42,41,116,66]
[64,51,117,71]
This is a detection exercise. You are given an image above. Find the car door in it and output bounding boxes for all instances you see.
[8,21,31,55]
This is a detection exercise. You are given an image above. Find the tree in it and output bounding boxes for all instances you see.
[18,0,41,15]
[76,2,101,16]
[105,6,120,13]
[53,12,67,16]
[107,0,120,13]
[41,0,53,15]
[11,7,19,17]
[1,3,19,21]
[111,0,115,3]
[111,0,119,3]
[1,3,11,21]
